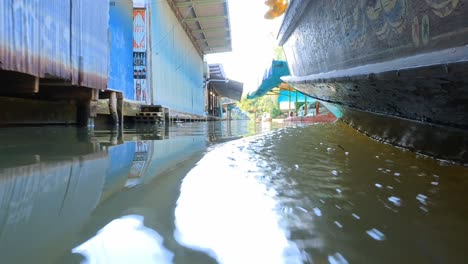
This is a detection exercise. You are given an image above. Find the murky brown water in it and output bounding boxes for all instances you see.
[0,121,467,263]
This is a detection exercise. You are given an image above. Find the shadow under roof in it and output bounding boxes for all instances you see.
[168,0,232,56]
[208,63,243,101]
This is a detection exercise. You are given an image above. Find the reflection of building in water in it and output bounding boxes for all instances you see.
[101,141,137,202]
[129,141,151,178]
[0,125,210,263]
[206,120,253,143]
[0,153,108,264]
[137,136,206,184]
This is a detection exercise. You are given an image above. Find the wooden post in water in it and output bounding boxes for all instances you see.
[117,93,124,127]
[78,89,99,128]
[109,91,119,126]
[295,90,298,116]
[304,96,308,116]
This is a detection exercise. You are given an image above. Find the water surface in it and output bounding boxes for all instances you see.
[0,120,466,263]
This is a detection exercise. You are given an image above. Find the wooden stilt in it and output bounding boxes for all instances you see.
[304,96,308,116]
[109,91,119,126]
[78,89,99,128]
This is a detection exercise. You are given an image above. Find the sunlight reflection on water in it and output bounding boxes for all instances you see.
[73,215,173,264]
[1,122,467,264]
[172,123,468,263]
[174,138,304,264]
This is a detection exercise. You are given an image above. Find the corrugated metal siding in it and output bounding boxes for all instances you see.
[71,0,109,89]
[109,0,134,99]
[0,0,109,90]
[149,1,205,116]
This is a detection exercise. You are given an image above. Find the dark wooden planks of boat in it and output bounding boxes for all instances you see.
[277,0,468,164]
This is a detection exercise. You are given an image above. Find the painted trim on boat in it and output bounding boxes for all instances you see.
[282,45,468,83]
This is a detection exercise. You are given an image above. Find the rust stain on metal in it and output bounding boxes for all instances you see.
[0,0,109,91]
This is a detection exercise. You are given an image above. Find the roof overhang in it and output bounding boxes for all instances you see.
[247,60,290,99]
[211,80,243,102]
[168,0,232,56]
[208,63,243,101]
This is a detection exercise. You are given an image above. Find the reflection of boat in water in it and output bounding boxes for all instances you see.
[255,113,272,123]
[261,112,272,122]
[277,0,468,163]
[284,101,337,123]
[285,113,336,123]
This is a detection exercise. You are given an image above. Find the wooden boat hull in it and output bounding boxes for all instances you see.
[278,0,468,163]
[284,113,337,123]
[325,103,468,163]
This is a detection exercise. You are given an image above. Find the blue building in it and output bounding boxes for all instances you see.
[132,0,233,119]
[0,0,234,126]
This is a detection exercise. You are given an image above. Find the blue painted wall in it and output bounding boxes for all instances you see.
[148,1,205,115]
[108,0,134,100]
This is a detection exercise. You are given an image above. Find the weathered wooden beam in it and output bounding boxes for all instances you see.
[176,0,225,7]
[123,100,142,117]
[0,74,39,94]
[182,15,226,23]
[0,97,76,125]
[117,93,124,127]
[191,27,229,34]
[77,89,99,127]
[196,37,231,43]
[96,99,111,115]
[203,44,231,49]
[109,91,119,126]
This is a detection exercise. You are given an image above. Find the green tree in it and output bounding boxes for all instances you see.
[238,94,281,119]
[273,46,286,61]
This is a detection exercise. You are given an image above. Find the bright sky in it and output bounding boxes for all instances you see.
[205,0,283,95]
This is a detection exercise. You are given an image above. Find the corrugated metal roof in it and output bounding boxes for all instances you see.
[168,0,232,55]
[247,60,290,99]
[208,63,226,79]
[208,63,243,101]
[215,80,243,101]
